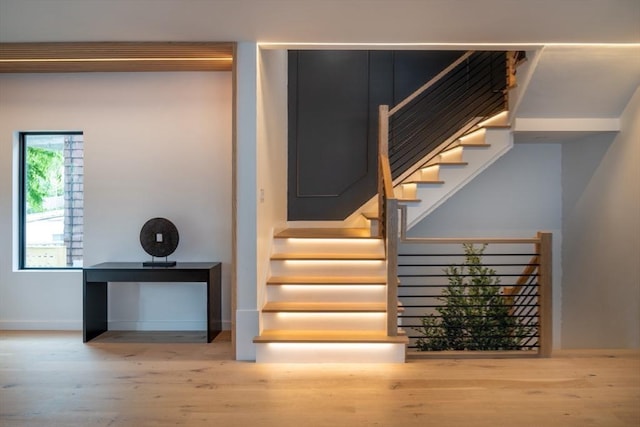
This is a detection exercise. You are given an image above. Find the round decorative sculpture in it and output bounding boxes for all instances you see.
[140,217,179,258]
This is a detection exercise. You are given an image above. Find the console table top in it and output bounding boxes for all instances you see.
[85,262,220,270]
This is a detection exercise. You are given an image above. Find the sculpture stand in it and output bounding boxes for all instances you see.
[143,256,176,267]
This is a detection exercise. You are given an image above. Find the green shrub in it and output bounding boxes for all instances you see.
[415,244,527,351]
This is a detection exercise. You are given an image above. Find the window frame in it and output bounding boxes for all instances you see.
[18,131,83,270]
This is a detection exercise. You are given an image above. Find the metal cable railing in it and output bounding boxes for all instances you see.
[395,232,552,356]
[388,51,507,178]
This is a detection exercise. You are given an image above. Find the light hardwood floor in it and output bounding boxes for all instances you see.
[1,331,638,427]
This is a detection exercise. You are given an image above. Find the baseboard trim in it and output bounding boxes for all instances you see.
[0,320,232,331]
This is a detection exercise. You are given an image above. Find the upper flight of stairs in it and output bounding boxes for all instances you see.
[253,228,408,363]
[362,112,513,232]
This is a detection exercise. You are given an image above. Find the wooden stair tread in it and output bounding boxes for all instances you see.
[402,179,445,185]
[457,143,491,148]
[262,302,386,312]
[397,198,421,203]
[362,212,379,220]
[271,253,385,260]
[275,228,377,239]
[477,124,510,129]
[253,330,409,344]
[267,276,387,285]
[425,161,468,167]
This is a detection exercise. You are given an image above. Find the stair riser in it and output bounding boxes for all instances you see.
[270,260,386,277]
[419,165,440,181]
[439,146,464,162]
[458,128,486,145]
[267,285,386,304]
[272,238,384,256]
[255,342,406,363]
[262,312,387,331]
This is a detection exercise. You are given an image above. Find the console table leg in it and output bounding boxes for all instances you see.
[84,280,108,342]
[207,264,222,342]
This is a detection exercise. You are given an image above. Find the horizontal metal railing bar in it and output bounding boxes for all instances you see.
[405,334,539,340]
[399,263,540,267]
[401,238,540,244]
[399,253,540,256]
[402,328,540,333]
[403,325,540,329]
[407,346,540,350]
[406,330,541,337]
[399,283,539,288]
[400,314,540,319]
[400,294,538,299]
[400,303,540,308]
[407,349,541,353]
[398,273,538,277]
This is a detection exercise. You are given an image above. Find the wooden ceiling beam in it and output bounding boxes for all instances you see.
[0,42,234,73]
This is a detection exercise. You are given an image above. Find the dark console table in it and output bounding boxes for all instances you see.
[83,262,221,343]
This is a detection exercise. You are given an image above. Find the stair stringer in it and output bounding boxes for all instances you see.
[405,127,513,229]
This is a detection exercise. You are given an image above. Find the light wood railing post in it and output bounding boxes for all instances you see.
[386,198,398,337]
[537,231,552,357]
[378,105,389,239]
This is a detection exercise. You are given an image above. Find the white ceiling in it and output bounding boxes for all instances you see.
[516,46,640,119]
[1,0,639,133]
[1,0,638,44]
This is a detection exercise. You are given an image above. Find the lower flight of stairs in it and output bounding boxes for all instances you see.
[253,228,408,363]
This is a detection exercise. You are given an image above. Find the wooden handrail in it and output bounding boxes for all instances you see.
[504,255,539,306]
[380,154,395,198]
[515,256,539,286]
[388,51,474,116]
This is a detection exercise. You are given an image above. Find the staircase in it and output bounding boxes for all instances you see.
[253,51,522,363]
[254,228,407,363]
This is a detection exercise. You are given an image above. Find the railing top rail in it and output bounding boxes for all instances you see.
[388,50,475,117]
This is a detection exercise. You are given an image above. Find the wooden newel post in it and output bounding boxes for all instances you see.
[386,198,398,337]
[378,105,389,239]
[537,231,552,357]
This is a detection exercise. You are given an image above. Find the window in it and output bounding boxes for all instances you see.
[19,132,84,269]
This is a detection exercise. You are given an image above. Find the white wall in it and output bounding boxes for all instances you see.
[407,143,563,348]
[256,49,288,311]
[561,87,640,348]
[234,42,260,360]
[0,71,233,331]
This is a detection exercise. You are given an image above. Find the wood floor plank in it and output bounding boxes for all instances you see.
[1,331,638,427]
